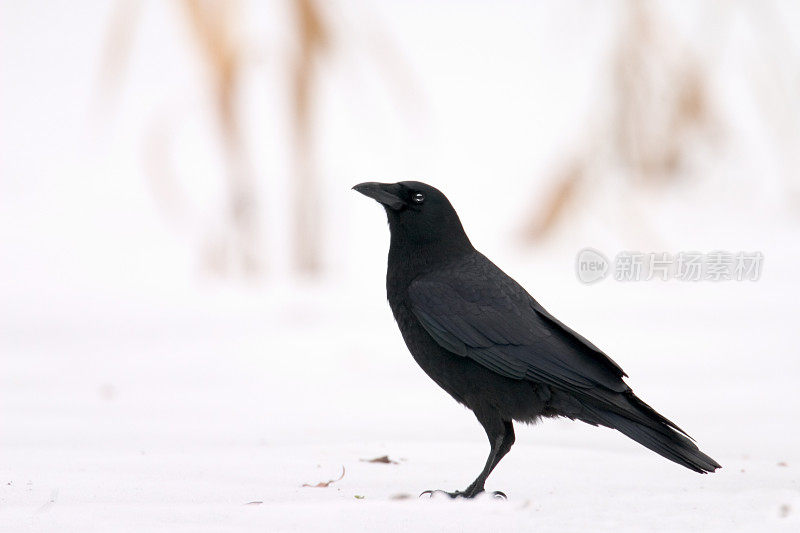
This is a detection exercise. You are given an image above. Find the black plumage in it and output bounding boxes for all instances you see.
[354,180,720,498]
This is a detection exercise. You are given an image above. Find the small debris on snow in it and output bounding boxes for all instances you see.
[390,493,413,500]
[360,455,398,464]
[36,489,58,514]
[777,461,788,467]
[244,501,263,506]
[354,495,365,499]
[302,466,345,488]
[779,504,791,518]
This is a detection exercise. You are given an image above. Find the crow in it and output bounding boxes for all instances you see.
[353,180,720,499]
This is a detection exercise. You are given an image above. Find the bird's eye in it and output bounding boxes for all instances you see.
[411,192,425,204]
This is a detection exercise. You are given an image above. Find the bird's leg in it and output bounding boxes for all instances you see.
[461,419,514,498]
[458,434,504,498]
[490,419,515,472]
[421,418,514,499]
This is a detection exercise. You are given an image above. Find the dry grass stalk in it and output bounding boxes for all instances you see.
[522,0,720,242]
[95,0,416,278]
[520,160,584,242]
[96,0,142,110]
[290,0,331,275]
[182,0,261,277]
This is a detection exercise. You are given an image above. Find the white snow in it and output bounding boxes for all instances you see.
[2,279,799,532]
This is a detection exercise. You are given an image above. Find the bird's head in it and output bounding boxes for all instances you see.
[353,181,473,252]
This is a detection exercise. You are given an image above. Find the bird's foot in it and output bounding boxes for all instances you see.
[419,489,463,499]
[419,489,506,500]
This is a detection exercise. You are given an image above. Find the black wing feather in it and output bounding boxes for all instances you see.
[408,253,628,393]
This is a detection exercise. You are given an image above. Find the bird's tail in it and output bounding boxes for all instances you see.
[581,395,721,474]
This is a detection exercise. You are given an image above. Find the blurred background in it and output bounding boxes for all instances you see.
[2,1,800,530]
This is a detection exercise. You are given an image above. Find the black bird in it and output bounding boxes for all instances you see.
[353,180,720,499]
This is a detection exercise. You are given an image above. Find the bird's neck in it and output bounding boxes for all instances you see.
[386,233,474,290]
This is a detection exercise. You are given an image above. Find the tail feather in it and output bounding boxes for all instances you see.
[581,401,721,474]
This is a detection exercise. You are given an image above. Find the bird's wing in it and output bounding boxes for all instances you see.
[408,254,629,394]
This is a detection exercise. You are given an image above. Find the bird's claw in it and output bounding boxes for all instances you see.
[419,489,464,498]
[419,489,507,500]
[419,489,455,498]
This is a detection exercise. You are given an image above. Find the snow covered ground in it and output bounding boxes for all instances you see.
[2,1,800,531]
[2,272,798,532]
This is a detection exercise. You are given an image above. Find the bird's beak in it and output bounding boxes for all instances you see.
[352,182,406,210]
